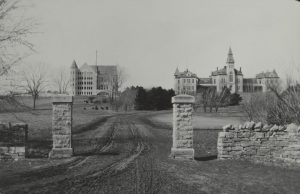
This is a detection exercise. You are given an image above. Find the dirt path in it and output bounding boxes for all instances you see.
[0,114,153,193]
[0,112,300,194]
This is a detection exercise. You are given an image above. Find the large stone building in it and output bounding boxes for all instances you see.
[70,60,118,97]
[174,68,198,95]
[174,48,280,95]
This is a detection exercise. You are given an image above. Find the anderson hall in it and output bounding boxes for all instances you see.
[174,48,280,95]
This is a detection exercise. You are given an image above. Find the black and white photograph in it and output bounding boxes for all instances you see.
[0,0,300,193]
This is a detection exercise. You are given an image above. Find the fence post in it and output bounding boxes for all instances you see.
[170,94,195,160]
[49,96,73,158]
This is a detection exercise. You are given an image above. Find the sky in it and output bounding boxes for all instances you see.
[18,0,300,89]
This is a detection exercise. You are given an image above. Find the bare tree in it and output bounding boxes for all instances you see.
[242,75,300,125]
[0,0,36,76]
[117,87,137,111]
[53,71,70,94]
[242,93,268,122]
[267,74,300,124]
[199,86,231,112]
[111,65,128,101]
[21,64,47,109]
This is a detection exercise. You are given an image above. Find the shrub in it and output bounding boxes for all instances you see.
[242,89,300,125]
[229,93,242,106]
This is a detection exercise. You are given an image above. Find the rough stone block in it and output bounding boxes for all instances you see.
[254,132,265,139]
[52,96,73,103]
[0,147,9,153]
[286,123,299,133]
[52,134,71,148]
[172,95,195,104]
[254,122,263,130]
[170,148,194,160]
[49,148,73,158]
[223,124,233,132]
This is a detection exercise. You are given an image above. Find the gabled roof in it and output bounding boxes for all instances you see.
[174,67,179,76]
[70,60,78,69]
[211,67,243,76]
[175,68,198,78]
[78,63,117,75]
[234,69,243,76]
[94,65,117,75]
[256,70,279,78]
[80,63,97,73]
[211,67,227,76]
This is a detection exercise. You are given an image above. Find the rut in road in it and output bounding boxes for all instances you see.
[2,115,152,194]
[58,117,152,193]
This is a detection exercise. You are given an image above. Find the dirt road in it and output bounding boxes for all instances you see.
[0,112,300,194]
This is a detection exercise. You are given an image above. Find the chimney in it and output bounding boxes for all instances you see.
[217,67,218,70]
[240,67,241,72]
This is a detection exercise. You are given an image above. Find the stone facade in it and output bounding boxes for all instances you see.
[70,60,118,97]
[170,95,195,160]
[49,96,73,158]
[218,121,300,167]
[0,123,28,160]
[174,69,198,95]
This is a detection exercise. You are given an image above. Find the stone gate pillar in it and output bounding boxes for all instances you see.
[170,94,195,160]
[49,96,73,158]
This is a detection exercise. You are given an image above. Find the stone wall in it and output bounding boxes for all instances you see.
[0,123,28,160]
[218,121,300,167]
[170,95,195,160]
[49,96,73,158]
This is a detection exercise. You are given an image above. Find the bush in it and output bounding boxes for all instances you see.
[242,90,300,125]
[229,93,242,106]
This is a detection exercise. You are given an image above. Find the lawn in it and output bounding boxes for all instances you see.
[0,96,114,157]
[150,106,246,130]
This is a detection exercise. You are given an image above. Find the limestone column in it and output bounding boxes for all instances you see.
[170,94,195,160]
[49,96,73,158]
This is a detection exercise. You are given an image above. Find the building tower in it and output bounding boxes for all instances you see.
[226,47,236,93]
[70,60,79,96]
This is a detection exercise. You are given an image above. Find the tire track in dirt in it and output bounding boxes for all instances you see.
[0,116,121,193]
[86,118,150,178]
[58,116,152,193]
[1,114,154,193]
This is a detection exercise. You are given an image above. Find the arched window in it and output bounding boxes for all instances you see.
[229,72,233,82]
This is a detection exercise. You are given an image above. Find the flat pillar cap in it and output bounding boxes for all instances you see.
[172,95,195,104]
[52,96,73,103]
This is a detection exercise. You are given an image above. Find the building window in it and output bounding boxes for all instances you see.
[178,80,180,84]
[192,79,194,83]
[229,72,233,82]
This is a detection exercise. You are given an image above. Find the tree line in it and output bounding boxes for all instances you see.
[114,86,175,111]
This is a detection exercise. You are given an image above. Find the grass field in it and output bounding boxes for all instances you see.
[0,96,115,157]
[0,96,113,139]
[150,106,247,130]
